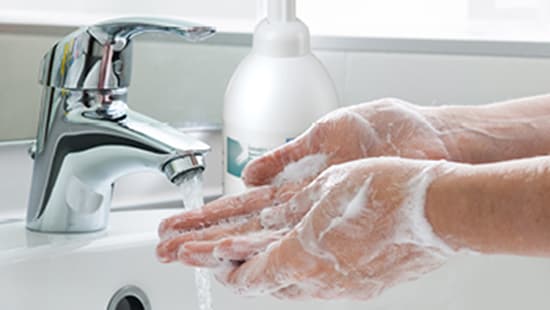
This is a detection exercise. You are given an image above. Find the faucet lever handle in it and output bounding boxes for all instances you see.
[39,17,216,90]
[88,17,216,51]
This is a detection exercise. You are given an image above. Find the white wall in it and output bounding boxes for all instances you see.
[1,31,550,141]
[3,1,550,41]
[2,0,257,21]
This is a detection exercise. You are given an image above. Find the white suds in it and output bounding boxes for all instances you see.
[394,161,455,255]
[291,188,347,274]
[318,176,373,241]
[273,153,328,186]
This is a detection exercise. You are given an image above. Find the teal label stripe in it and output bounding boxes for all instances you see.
[226,137,248,178]
[226,136,293,177]
[227,136,270,177]
[227,136,248,177]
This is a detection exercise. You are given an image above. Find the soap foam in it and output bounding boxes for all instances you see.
[273,153,328,186]
[285,159,458,298]
[393,160,455,255]
[318,176,373,242]
[219,158,465,299]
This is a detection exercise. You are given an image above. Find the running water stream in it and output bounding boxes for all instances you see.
[180,174,213,310]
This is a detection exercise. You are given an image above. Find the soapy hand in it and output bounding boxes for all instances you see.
[158,158,457,300]
[157,181,306,264]
[157,98,451,250]
[242,98,452,187]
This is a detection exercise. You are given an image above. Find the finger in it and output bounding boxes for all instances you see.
[213,230,287,260]
[158,180,308,263]
[259,180,324,230]
[176,230,286,268]
[159,186,276,239]
[223,233,316,296]
[242,129,321,187]
[171,190,311,263]
[259,166,358,233]
[177,242,221,267]
[159,180,307,239]
[157,218,263,263]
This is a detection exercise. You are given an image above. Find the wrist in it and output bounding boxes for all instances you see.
[423,105,510,164]
[420,105,476,163]
[424,101,550,164]
[426,157,550,256]
[424,161,477,252]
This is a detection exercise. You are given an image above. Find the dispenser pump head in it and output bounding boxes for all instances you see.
[267,0,296,22]
[253,0,311,57]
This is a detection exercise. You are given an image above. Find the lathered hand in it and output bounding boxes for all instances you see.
[158,97,453,262]
[158,158,457,300]
[242,98,452,187]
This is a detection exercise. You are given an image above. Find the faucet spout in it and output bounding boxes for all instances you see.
[163,155,206,185]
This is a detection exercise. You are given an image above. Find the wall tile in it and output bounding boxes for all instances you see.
[315,50,347,104]
[0,33,250,141]
[344,51,550,107]
[0,33,57,141]
[2,32,550,141]
[131,39,249,125]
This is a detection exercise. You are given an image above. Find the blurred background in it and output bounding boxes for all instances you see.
[1,0,550,140]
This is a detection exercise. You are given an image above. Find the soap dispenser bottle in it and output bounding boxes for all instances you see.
[223,0,339,194]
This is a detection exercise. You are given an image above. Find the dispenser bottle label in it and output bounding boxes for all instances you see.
[225,135,295,178]
[226,136,269,177]
[223,122,301,195]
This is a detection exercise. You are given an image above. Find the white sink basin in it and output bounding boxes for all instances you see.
[3,209,550,310]
[0,209,196,309]
[2,131,550,309]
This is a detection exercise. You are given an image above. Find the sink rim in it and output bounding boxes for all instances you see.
[0,208,181,267]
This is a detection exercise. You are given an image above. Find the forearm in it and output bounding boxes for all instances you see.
[426,94,550,163]
[426,156,550,256]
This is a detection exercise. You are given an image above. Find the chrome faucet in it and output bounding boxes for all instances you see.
[26,17,216,233]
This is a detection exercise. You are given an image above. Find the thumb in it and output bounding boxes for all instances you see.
[242,132,321,187]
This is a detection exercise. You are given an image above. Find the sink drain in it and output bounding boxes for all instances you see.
[107,285,151,310]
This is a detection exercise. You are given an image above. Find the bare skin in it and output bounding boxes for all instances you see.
[425,94,550,164]
[157,95,550,300]
[427,156,550,256]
